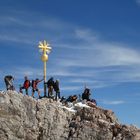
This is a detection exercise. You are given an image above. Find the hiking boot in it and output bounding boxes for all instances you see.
[39,96,42,99]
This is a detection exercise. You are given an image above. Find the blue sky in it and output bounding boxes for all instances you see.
[0,0,140,127]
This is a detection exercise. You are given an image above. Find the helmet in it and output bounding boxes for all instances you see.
[24,76,28,80]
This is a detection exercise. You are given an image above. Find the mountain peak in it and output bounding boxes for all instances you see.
[0,91,140,140]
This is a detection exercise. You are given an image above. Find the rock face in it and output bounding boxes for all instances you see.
[0,91,140,140]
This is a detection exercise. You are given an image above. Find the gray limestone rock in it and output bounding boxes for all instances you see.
[0,91,140,140]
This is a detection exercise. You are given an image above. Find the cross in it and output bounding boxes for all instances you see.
[38,40,52,56]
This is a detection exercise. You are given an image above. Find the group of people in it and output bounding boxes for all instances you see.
[4,75,60,100]
[46,77,60,100]
[60,87,97,106]
[4,75,97,106]
[19,76,44,98]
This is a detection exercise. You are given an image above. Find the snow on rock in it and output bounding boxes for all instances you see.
[58,102,90,113]
[74,102,91,108]
[59,105,76,113]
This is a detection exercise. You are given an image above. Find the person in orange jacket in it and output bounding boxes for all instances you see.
[31,78,44,98]
[20,76,30,95]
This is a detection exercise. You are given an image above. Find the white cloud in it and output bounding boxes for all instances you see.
[75,29,98,42]
[61,86,82,91]
[53,27,140,68]
[49,27,140,85]
[0,13,74,45]
[0,16,32,27]
[49,42,140,86]
[58,44,140,67]
[136,0,140,5]
[67,78,116,89]
[101,100,125,105]
[0,34,33,44]
[47,68,78,77]
[2,67,43,79]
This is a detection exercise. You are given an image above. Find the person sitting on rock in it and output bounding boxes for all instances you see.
[60,96,66,104]
[53,79,60,101]
[89,99,97,106]
[31,78,43,98]
[20,76,30,95]
[82,88,91,101]
[64,95,78,107]
[82,88,97,107]
[67,95,78,103]
[47,77,54,98]
[4,75,15,90]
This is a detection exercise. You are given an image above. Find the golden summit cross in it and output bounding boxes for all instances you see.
[38,40,52,97]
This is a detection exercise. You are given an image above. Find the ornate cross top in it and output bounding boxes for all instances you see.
[38,40,52,54]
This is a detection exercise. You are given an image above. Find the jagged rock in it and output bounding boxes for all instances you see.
[0,91,140,140]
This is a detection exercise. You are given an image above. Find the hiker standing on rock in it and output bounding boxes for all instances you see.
[53,79,60,100]
[31,78,44,98]
[47,77,54,98]
[20,76,30,95]
[4,75,15,90]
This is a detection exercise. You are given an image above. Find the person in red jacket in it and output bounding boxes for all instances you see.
[20,76,30,95]
[31,78,44,98]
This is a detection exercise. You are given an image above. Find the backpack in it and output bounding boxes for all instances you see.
[72,95,77,101]
[31,80,35,87]
[47,78,54,87]
[24,80,30,89]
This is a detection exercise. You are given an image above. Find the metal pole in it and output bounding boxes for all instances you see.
[44,61,47,82]
[44,61,47,97]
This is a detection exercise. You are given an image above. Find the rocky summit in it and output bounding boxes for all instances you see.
[0,91,140,140]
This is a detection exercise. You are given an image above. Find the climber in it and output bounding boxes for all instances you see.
[89,99,97,106]
[20,76,30,95]
[82,87,97,107]
[47,77,54,98]
[31,78,44,98]
[4,75,15,90]
[60,96,66,104]
[53,79,60,100]
[82,88,91,101]
[67,95,78,103]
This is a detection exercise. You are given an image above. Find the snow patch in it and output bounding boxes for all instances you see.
[63,106,76,112]
[58,104,76,112]
[74,102,90,108]
[58,102,91,113]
